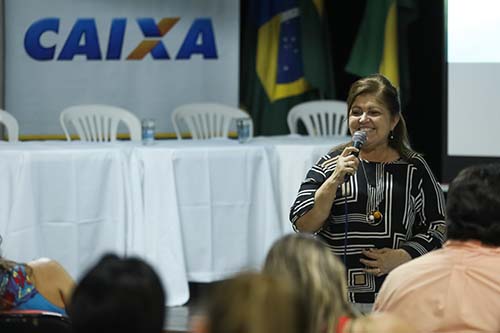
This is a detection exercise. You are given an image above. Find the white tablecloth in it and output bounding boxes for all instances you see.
[0,141,134,280]
[0,135,348,306]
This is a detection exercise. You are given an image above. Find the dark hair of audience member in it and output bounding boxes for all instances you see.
[69,253,166,333]
[201,272,308,333]
[446,163,500,246]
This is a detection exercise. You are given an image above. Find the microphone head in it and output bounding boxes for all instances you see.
[352,130,367,149]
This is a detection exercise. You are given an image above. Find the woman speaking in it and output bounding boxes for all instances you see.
[290,74,446,312]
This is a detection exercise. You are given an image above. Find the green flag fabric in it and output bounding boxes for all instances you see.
[345,0,399,85]
[345,0,418,101]
[241,0,334,135]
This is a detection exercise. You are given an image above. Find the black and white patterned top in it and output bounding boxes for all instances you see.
[290,150,447,303]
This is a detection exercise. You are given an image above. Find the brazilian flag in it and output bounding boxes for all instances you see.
[345,0,417,101]
[241,0,334,135]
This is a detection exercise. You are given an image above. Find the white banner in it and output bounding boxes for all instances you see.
[5,0,239,138]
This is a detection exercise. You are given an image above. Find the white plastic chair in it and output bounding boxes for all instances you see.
[0,110,19,142]
[172,103,253,140]
[287,100,349,137]
[60,104,141,142]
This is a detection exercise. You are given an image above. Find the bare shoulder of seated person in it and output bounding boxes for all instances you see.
[349,312,416,333]
[28,258,75,309]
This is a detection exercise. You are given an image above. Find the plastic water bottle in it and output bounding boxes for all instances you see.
[236,118,251,143]
[142,119,155,145]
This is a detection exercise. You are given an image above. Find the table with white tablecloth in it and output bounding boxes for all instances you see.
[0,135,348,306]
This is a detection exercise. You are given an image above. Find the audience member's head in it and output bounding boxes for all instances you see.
[69,253,166,333]
[446,163,500,246]
[263,233,355,333]
[194,272,307,333]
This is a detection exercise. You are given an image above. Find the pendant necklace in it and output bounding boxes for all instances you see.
[359,159,384,226]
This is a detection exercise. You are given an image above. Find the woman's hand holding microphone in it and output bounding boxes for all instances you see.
[327,146,360,186]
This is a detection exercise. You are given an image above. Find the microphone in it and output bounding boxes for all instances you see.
[344,131,367,181]
[351,130,367,157]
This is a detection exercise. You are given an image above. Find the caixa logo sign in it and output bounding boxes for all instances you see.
[24,17,218,61]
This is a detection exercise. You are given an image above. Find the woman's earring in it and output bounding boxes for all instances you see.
[389,130,394,140]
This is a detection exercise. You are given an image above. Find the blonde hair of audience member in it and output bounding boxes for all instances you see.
[192,272,308,333]
[263,234,415,333]
[263,233,354,333]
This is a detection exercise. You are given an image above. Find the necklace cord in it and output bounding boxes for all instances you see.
[360,159,384,225]
[344,186,348,267]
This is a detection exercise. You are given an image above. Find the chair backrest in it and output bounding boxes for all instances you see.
[0,110,19,142]
[171,103,253,140]
[60,104,141,142]
[0,310,71,333]
[287,100,349,137]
